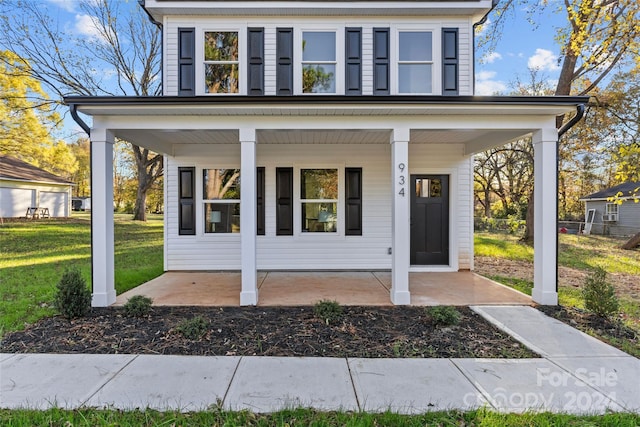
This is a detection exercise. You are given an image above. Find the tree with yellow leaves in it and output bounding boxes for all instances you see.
[0,50,77,179]
[479,0,640,243]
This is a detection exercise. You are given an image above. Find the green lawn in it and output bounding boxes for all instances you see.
[475,231,640,357]
[476,232,640,275]
[1,408,639,426]
[0,213,163,335]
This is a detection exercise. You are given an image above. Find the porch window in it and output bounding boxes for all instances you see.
[302,31,336,94]
[301,169,338,232]
[203,169,240,233]
[398,31,433,94]
[204,31,239,94]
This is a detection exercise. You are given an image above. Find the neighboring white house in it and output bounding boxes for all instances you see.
[65,0,588,307]
[580,182,640,237]
[0,155,73,218]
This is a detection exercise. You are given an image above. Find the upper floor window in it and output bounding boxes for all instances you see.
[204,31,239,94]
[302,31,337,94]
[398,31,433,94]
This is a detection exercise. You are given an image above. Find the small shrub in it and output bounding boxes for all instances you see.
[426,306,461,327]
[123,295,153,317]
[314,300,343,325]
[582,267,619,318]
[53,268,91,319]
[176,316,209,340]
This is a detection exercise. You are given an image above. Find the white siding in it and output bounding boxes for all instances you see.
[409,144,473,270]
[163,16,476,96]
[165,142,471,271]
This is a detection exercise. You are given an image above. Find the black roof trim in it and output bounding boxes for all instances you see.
[64,95,589,107]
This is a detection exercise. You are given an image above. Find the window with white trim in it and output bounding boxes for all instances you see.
[302,31,337,93]
[203,168,240,233]
[604,203,619,221]
[301,169,338,232]
[397,31,433,94]
[204,31,239,94]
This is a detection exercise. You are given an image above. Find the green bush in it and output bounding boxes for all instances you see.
[426,306,461,327]
[314,300,343,325]
[53,268,91,319]
[176,316,209,340]
[582,267,619,318]
[123,295,153,317]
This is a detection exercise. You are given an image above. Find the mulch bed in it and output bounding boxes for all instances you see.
[538,305,639,347]
[1,306,538,358]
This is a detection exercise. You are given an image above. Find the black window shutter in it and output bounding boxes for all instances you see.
[442,28,459,95]
[178,167,195,235]
[373,28,390,95]
[275,167,293,235]
[248,28,265,95]
[178,28,195,96]
[276,28,294,95]
[345,168,362,236]
[345,27,362,95]
[257,167,265,235]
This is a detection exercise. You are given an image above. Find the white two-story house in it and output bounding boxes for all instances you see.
[66,0,587,307]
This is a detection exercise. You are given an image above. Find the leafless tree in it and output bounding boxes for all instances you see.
[0,0,162,220]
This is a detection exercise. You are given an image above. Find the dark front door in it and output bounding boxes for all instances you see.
[410,175,449,265]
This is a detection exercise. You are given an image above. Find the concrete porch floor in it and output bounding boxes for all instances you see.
[114,271,531,306]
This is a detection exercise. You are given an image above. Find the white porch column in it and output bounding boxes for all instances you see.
[390,128,411,305]
[240,128,258,305]
[532,127,559,305]
[91,128,116,307]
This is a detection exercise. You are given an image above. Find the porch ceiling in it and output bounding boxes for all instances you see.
[111,128,533,155]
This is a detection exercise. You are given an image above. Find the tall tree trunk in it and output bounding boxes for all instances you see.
[521,190,534,244]
[131,145,163,221]
[484,189,492,218]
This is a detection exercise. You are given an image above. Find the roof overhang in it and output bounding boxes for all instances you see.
[142,0,494,20]
[65,95,588,155]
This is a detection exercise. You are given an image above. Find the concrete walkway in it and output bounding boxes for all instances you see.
[1,306,638,414]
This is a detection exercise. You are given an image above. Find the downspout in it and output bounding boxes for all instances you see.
[70,103,90,136]
[69,102,94,302]
[555,104,586,294]
[472,0,499,95]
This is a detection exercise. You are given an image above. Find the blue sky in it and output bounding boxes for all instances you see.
[40,0,568,139]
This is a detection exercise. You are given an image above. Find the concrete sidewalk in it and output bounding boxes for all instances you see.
[1,306,638,414]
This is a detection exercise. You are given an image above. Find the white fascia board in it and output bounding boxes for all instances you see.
[579,197,634,202]
[144,1,494,19]
[0,178,75,187]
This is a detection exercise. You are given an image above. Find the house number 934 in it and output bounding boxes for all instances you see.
[398,163,406,196]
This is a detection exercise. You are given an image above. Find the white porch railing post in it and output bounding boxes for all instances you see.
[390,128,411,305]
[91,128,116,307]
[240,128,258,305]
[532,127,559,305]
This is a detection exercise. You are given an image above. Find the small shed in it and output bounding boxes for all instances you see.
[0,155,74,218]
[580,182,640,236]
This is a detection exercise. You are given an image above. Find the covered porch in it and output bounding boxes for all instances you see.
[67,95,587,308]
[114,271,531,306]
